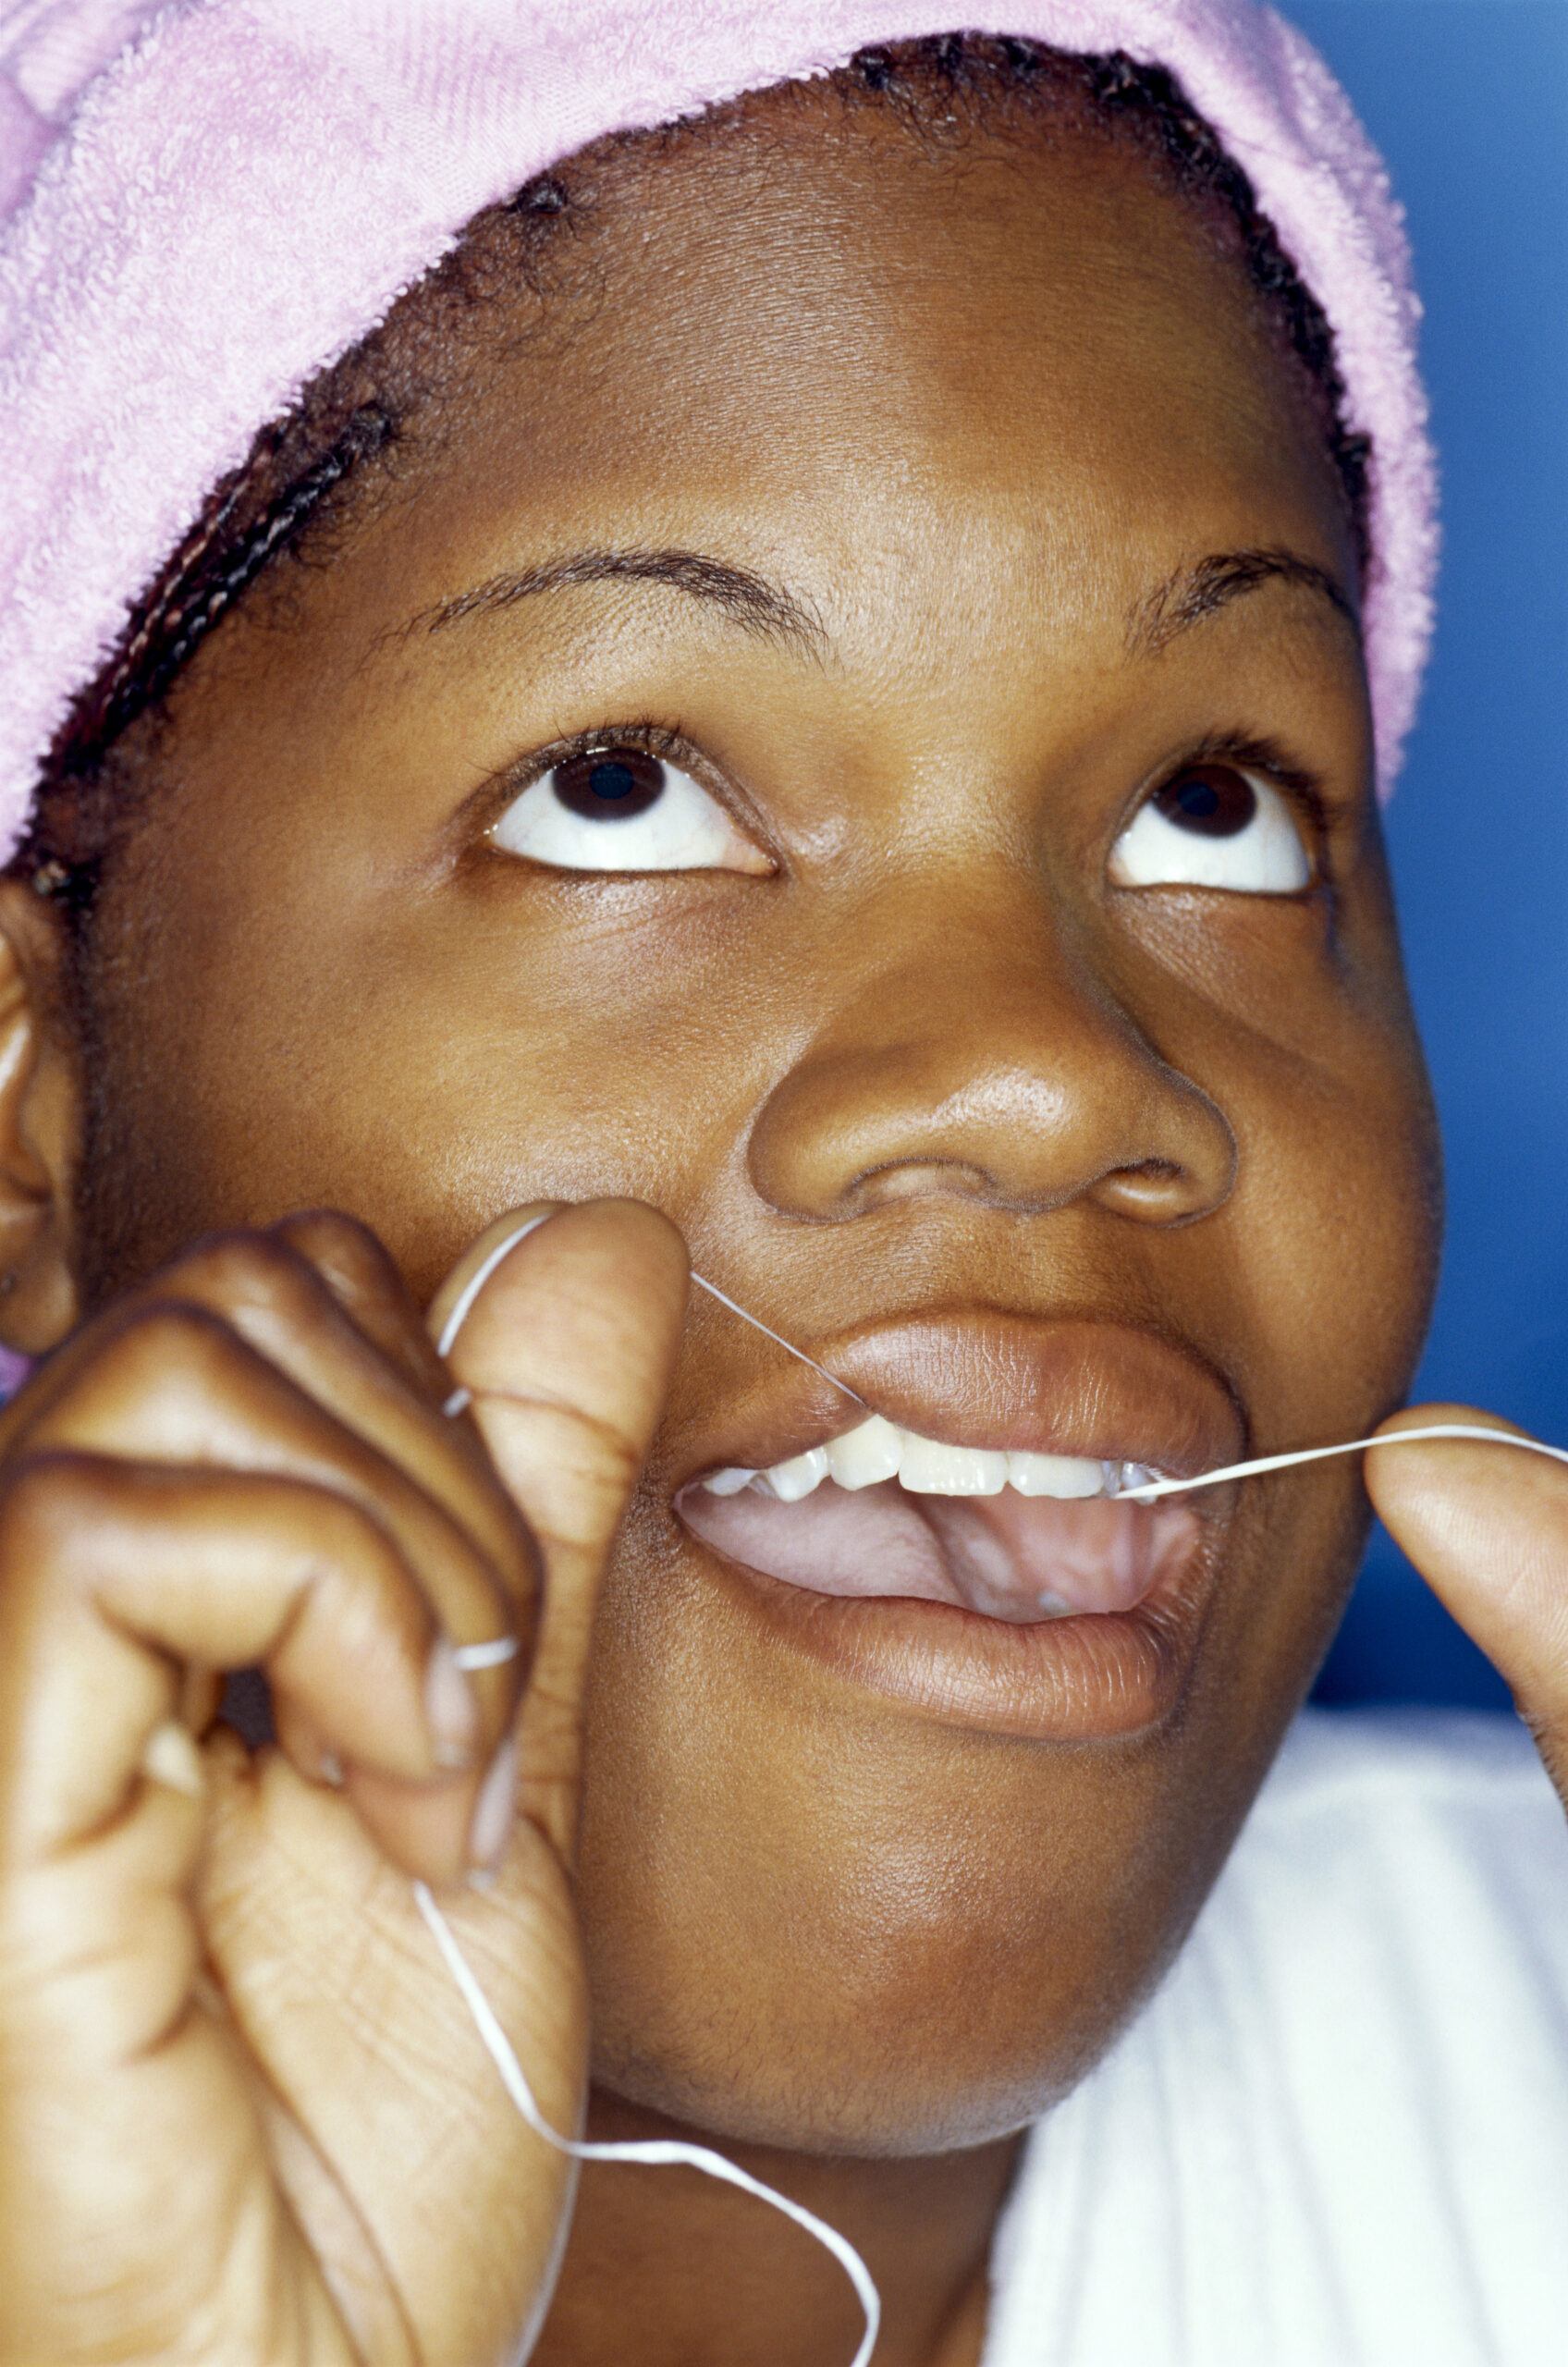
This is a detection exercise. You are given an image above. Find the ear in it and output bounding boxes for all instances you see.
[0,878,81,1355]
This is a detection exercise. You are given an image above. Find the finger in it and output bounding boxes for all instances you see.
[1366,1403,1568,1797]
[197,1736,585,2367]
[434,1200,688,1860]
[15,1299,534,1745]
[269,1207,447,1393]
[0,1453,494,1884]
[0,1504,383,2365]
[105,1221,537,1622]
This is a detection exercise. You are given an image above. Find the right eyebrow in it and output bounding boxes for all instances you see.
[412,546,828,659]
[1127,546,1358,656]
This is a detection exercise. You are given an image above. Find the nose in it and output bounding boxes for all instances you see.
[745,887,1236,1227]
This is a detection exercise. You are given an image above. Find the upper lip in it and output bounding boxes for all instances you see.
[665,1308,1245,1492]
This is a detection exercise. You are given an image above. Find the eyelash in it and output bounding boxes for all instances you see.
[1133,733,1329,849]
[500,718,694,798]
[479,721,1332,881]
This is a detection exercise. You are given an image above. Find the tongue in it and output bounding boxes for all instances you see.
[678,1478,1198,1623]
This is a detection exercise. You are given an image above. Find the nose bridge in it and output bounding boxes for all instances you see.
[744,880,1236,1225]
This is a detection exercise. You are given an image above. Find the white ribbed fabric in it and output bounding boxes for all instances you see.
[984,1709,1568,2367]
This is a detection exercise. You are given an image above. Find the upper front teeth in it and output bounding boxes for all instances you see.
[766,1444,830,1502]
[897,1436,1010,1494]
[827,1413,902,1488]
[704,1416,1153,1502]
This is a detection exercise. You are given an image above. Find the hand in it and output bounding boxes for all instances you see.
[0,1201,688,2366]
[1367,1404,1568,1807]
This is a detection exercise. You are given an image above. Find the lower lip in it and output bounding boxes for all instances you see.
[683,1523,1222,1742]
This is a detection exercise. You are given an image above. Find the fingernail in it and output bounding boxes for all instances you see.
[424,1634,482,1770]
[466,1731,516,1876]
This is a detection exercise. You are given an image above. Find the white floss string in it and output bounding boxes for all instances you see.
[689,1271,865,1405]
[436,1216,862,1412]
[425,1217,880,2367]
[1118,1423,1568,1501]
[412,1881,880,2367]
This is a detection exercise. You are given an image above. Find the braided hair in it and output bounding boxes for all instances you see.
[20,33,1371,912]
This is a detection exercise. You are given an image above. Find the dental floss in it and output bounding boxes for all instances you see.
[1116,1423,1568,1502]
[435,1213,556,1360]
[411,1880,880,2367]
[689,1272,866,1405]
[437,1213,860,1405]
[452,1636,520,1672]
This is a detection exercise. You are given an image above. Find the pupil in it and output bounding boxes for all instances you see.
[551,746,666,822]
[589,760,635,802]
[1155,764,1256,840]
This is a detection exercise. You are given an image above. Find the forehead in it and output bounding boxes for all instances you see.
[368,95,1354,649]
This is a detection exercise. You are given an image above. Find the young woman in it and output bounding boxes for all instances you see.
[1,5,1563,2361]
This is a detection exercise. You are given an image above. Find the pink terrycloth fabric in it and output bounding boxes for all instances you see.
[0,0,1436,848]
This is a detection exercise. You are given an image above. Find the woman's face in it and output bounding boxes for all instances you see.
[58,96,1439,2150]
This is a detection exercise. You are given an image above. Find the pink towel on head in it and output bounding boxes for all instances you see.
[0,0,1436,852]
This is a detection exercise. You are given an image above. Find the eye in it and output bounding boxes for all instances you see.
[1109,763,1311,893]
[491,745,772,874]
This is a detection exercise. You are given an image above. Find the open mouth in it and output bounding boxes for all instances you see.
[679,1412,1200,1624]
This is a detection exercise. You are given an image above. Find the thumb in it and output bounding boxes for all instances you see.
[1366,1404,1568,1801]
[429,1200,689,1856]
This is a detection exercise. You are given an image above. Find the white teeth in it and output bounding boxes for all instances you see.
[701,1416,1147,1502]
[898,1436,1010,1495]
[704,1466,758,1497]
[825,1413,903,1490]
[1006,1450,1104,1498]
[761,1444,831,1502]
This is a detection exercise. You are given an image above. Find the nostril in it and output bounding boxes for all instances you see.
[843,1159,999,1216]
[1094,1145,1235,1222]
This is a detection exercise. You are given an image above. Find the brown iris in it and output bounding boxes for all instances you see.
[1152,764,1256,839]
[550,748,667,821]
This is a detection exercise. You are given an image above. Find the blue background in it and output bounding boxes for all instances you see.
[1285,2,1568,1708]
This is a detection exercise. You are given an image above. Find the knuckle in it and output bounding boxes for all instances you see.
[163,1225,311,1316]
[271,1207,398,1286]
[270,1210,430,1367]
[0,1449,128,1562]
[108,1298,242,1396]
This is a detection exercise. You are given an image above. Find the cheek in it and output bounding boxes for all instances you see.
[71,827,763,1302]
[1224,1035,1441,1441]
[1115,885,1442,1443]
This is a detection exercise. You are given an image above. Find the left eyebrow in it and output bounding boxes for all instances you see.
[1127,547,1357,656]
[412,545,827,658]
